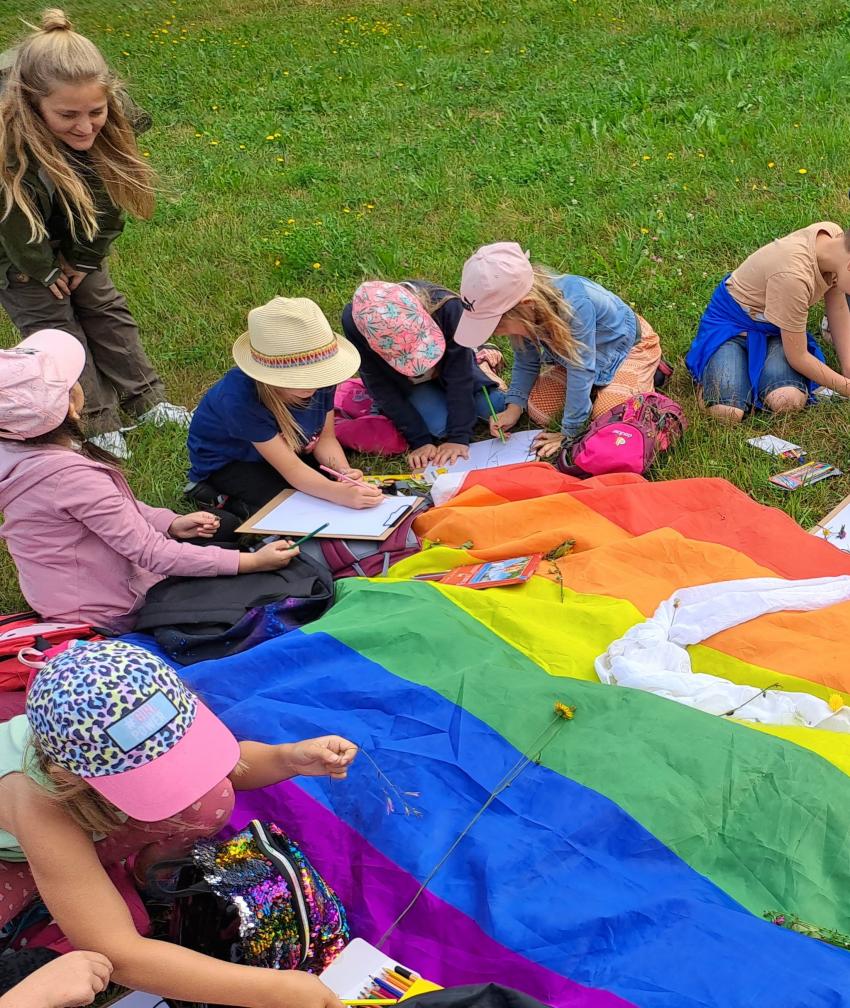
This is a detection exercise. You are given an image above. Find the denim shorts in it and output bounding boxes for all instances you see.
[700,334,807,412]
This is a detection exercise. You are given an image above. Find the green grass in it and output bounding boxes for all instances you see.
[1,0,850,609]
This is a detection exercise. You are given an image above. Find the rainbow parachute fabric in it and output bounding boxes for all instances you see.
[179,464,850,1006]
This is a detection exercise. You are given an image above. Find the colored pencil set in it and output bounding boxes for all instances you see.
[356,964,418,1001]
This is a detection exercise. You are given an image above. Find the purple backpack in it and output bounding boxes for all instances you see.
[298,512,421,580]
[557,393,687,478]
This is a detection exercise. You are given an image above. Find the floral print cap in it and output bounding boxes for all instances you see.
[352,281,446,378]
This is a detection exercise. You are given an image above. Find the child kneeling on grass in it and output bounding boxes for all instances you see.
[0,330,298,635]
[187,297,383,514]
[686,221,850,422]
[453,242,664,458]
[340,280,506,470]
[0,640,354,1008]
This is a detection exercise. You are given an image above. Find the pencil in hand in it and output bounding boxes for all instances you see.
[482,386,506,443]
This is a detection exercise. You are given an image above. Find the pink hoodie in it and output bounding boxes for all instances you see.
[0,442,240,633]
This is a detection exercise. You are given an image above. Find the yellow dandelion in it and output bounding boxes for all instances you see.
[209,139,219,145]
[239,144,246,150]
[553,701,576,720]
[274,258,281,267]
[366,203,375,209]
[640,227,650,234]
[283,71,289,76]
[287,218,295,224]
[767,161,775,168]
[142,151,151,158]
[312,262,322,270]
[642,154,651,161]
[343,207,351,213]
[798,168,808,174]
[194,132,203,137]
[122,50,130,55]
[277,157,284,163]
[266,134,275,141]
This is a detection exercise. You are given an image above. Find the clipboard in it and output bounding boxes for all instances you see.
[810,491,850,551]
[237,489,424,541]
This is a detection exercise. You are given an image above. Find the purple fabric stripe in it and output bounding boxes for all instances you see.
[233,783,634,1008]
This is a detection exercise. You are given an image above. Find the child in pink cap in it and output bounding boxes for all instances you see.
[341,280,506,470]
[0,330,299,633]
[0,639,355,1008]
[455,243,665,458]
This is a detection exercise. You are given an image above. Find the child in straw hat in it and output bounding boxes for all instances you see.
[188,297,384,513]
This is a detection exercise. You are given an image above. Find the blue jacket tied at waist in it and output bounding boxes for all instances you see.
[686,277,825,407]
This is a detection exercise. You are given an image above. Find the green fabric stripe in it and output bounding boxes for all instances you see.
[308,579,850,930]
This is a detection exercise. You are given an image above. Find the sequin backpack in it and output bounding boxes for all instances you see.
[149,820,349,972]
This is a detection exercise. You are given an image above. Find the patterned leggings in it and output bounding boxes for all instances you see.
[0,778,234,930]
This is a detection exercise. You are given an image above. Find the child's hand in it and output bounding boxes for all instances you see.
[240,540,299,572]
[489,404,522,439]
[341,465,364,481]
[433,442,469,466]
[282,736,358,779]
[260,971,344,1008]
[338,483,384,509]
[532,431,564,459]
[408,443,437,470]
[3,951,114,1008]
[169,511,221,540]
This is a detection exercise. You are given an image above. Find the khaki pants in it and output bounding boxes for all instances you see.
[0,264,164,433]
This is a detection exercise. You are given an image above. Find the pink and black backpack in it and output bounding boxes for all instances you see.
[298,511,421,580]
[556,393,687,478]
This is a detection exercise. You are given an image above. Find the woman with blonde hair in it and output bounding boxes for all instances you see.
[0,9,189,457]
[454,242,665,458]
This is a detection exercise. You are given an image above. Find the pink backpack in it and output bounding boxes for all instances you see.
[556,393,687,478]
[298,511,421,579]
[334,379,408,456]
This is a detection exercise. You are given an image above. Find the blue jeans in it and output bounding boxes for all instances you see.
[701,334,807,411]
[407,382,507,440]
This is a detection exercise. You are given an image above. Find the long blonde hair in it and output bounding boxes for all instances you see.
[500,265,581,364]
[0,8,155,244]
[257,382,308,452]
[31,735,125,836]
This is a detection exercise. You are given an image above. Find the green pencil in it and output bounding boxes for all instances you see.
[482,385,506,442]
[292,523,329,546]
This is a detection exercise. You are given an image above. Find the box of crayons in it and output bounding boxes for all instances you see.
[320,937,441,1003]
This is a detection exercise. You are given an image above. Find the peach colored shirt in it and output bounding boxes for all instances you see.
[725,221,843,332]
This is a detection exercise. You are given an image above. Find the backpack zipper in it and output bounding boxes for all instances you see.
[250,820,311,966]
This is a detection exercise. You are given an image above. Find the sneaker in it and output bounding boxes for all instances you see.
[88,429,130,459]
[138,401,193,427]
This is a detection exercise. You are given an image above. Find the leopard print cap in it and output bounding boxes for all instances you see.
[26,640,197,778]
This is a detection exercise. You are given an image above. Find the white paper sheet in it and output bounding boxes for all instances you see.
[747,434,804,457]
[320,938,408,997]
[423,429,542,481]
[812,499,850,554]
[249,492,419,538]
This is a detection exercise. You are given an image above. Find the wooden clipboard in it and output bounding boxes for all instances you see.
[236,489,424,541]
[810,491,850,535]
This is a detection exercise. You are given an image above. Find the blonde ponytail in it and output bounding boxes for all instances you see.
[0,8,155,244]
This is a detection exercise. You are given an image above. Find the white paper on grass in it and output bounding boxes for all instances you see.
[250,492,420,538]
[319,937,412,997]
[423,429,543,482]
[747,434,804,456]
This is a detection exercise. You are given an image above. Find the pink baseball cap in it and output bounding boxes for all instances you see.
[455,242,535,349]
[0,330,85,440]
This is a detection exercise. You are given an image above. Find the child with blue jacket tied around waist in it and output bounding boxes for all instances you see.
[341,280,506,470]
[686,222,850,422]
[0,639,355,1008]
[454,243,664,458]
[188,297,383,513]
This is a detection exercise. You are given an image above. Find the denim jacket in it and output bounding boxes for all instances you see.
[505,274,638,437]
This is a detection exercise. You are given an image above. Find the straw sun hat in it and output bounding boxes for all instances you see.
[232,296,360,389]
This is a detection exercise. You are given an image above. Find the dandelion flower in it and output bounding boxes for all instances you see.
[142,151,150,158]
[798,168,808,174]
[265,134,275,141]
[642,154,651,161]
[640,227,650,234]
[343,207,351,213]
[274,258,281,267]
[287,218,295,224]
[276,157,284,163]
[312,262,322,270]
[209,139,219,145]
[767,161,775,168]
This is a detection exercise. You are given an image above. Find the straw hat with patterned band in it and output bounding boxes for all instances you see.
[233,296,360,389]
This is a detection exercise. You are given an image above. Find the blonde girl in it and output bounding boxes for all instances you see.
[454,242,665,458]
[0,640,354,1008]
[0,9,189,456]
[188,297,383,513]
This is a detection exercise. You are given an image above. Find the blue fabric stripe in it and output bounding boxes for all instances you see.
[181,629,850,1007]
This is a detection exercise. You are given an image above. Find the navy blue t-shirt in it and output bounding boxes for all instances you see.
[187,368,334,481]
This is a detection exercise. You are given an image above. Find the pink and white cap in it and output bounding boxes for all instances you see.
[0,330,85,440]
[454,242,535,349]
